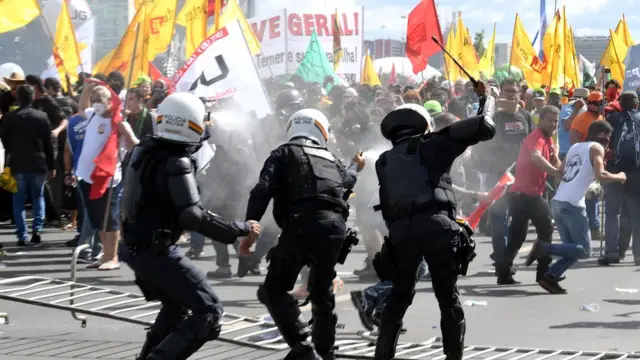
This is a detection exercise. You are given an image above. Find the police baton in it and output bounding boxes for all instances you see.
[431,36,479,88]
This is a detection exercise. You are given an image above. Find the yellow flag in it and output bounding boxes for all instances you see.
[510,14,544,88]
[132,0,145,11]
[478,23,496,79]
[176,0,208,58]
[94,50,115,75]
[360,51,382,87]
[0,0,41,34]
[614,15,635,48]
[214,0,222,32]
[53,0,83,89]
[454,14,479,80]
[207,0,261,55]
[542,10,564,88]
[601,29,628,85]
[105,0,178,82]
[444,23,460,81]
[563,22,580,89]
[361,51,381,87]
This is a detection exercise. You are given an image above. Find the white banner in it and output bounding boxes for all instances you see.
[173,20,272,119]
[40,0,95,80]
[248,8,364,82]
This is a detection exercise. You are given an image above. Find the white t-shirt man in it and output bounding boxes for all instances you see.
[75,108,125,187]
[553,141,597,208]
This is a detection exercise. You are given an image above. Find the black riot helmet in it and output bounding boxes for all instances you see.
[275,88,304,118]
[380,103,435,142]
[281,82,296,90]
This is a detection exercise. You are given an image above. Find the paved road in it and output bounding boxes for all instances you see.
[1,222,639,359]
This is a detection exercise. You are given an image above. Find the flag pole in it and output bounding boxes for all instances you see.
[37,3,71,83]
[508,16,516,79]
[100,23,142,237]
[442,21,453,82]
[548,12,560,88]
[609,29,625,86]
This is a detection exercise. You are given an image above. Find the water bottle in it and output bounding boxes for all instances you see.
[579,303,600,312]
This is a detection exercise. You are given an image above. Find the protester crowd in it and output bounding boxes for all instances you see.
[0,65,638,298]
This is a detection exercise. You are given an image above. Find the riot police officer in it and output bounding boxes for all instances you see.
[275,88,305,121]
[372,83,496,360]
[119,93,261,360]
[241,108,365,360]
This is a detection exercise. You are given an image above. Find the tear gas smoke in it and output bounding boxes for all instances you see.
[363,145,391,163]
[196,102,278,231]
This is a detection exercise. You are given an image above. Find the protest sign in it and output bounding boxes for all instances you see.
[173,20,272,119]
[248,8,364,82]
[623,44,640,92]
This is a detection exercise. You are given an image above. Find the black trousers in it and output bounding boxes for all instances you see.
[120,244,223,360]
[375,230,464,360]
[258,212,346,356]
[499,193,553,276]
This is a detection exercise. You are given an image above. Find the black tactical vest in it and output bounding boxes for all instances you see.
[375,137,436,222]
[123,142,191,242]
[283,142,348,215]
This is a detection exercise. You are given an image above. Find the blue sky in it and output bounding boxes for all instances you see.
[257,0,638,45]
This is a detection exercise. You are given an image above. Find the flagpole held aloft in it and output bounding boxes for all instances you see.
[431,35,478,87]
[99,22,141,236]
[38,3,69,80]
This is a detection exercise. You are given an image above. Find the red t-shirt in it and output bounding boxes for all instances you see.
[510,128,556,196]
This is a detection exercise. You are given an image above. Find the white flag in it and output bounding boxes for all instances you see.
[173,20,272,119]
[40,0,95,81]
[578,54,596,86]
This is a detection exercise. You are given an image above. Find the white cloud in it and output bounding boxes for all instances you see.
[560,0,612,16]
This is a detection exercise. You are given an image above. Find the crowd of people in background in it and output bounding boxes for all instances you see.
[0,65,638,299]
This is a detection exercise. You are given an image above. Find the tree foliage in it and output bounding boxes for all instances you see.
[473,30,486,57]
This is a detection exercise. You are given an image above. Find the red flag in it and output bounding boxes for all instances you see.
[405,0,443,74]
[207,0,227,17]
[148,62,176,94]
[464,169,515,231]
[389,63,398,85]
[90,82,123,200]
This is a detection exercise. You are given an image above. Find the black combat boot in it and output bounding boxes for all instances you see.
[284,342,322,360]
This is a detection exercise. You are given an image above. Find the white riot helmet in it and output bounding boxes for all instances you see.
[156,93,206,144]
[286,108,331,148]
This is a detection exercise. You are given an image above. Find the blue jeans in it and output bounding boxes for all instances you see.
[545,200,591,278]
[585,196,600,230]
[488,192,509,263]
[12,173,46,241]
[76,186,102,258]
[604,181,640,260]
[363,260,428,316]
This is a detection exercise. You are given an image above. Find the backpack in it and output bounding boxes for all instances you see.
[614,111,640,171]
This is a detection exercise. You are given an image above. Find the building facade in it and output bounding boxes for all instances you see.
[367,38,406,59]
[574,36,609,64]
[494,43,509,67]
[88,0,255,62]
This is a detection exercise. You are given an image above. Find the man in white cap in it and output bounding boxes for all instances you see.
[0,70,26,115]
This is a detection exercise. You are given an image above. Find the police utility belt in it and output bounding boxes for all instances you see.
[373,197,453,223]
[123,228,175,256]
